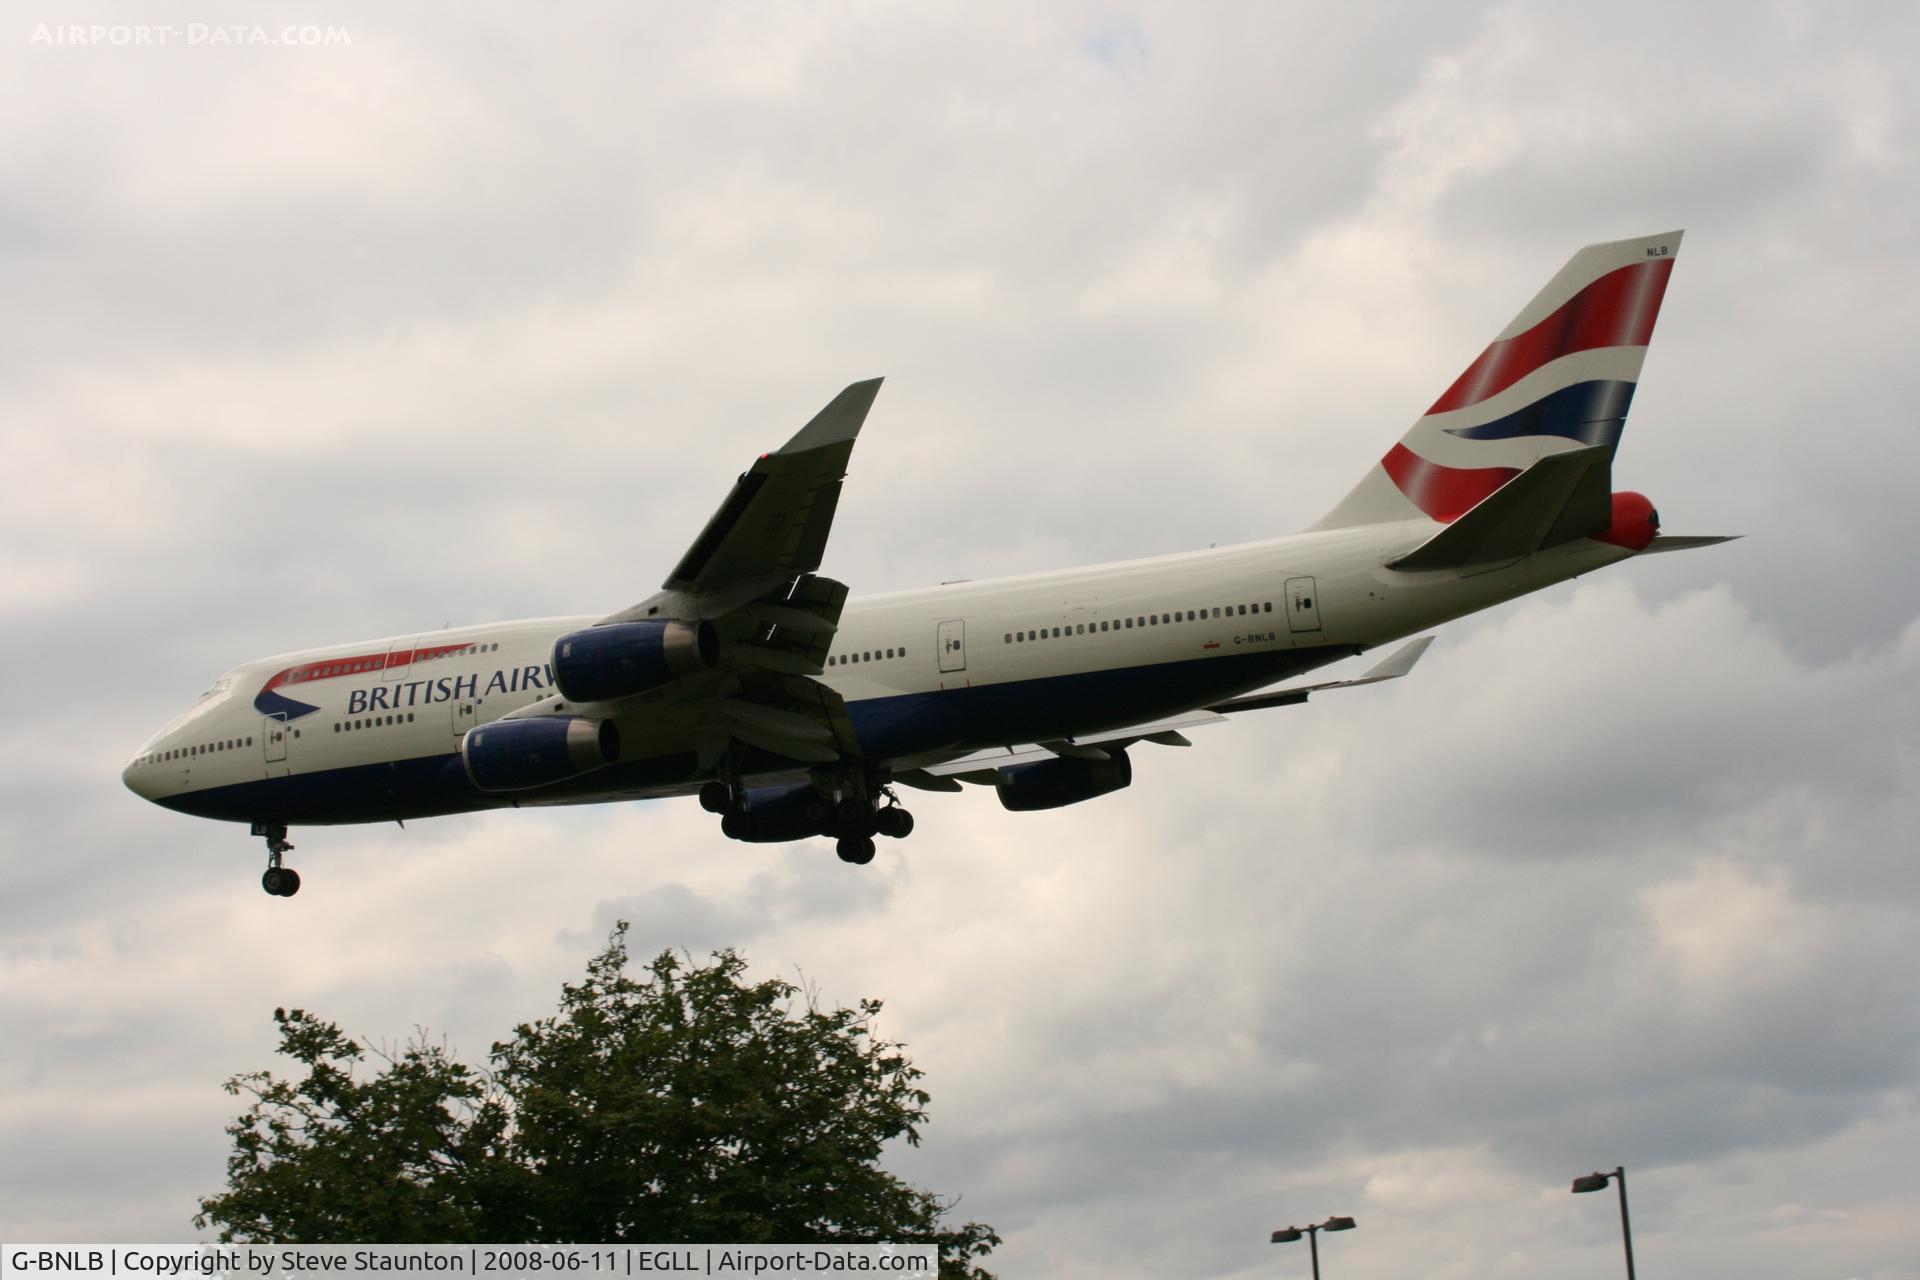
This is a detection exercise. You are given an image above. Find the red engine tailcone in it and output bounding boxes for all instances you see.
[1596,491,1659,551]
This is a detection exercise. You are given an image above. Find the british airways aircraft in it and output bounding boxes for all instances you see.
[124,232,1731,895]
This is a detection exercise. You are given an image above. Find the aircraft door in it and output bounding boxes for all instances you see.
[1285,576,1323,633]
[452,698,478,737]
[937,619,967,673]
[263,717,289,762]
[383,636,418,681]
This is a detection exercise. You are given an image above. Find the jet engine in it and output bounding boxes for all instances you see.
[551,619,719,702]
[461,717,620,792]
[718,783,831,843]
[995,748,1133,812]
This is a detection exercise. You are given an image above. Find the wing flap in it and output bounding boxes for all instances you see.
[914,637,1433,779]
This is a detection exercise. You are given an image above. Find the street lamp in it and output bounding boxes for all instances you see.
[1571,1165,1636,1280]
[1270,1215,1356,1279]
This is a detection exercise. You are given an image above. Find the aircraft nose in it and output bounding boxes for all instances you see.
[123,755,158,801]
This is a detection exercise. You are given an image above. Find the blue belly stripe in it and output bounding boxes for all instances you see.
[160,645,1355,826]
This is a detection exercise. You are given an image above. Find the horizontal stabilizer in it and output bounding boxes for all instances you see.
[1389,446,1612,571]
[1641,534,1742,554]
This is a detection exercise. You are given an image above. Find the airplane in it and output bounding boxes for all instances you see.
[123,231,1734,895]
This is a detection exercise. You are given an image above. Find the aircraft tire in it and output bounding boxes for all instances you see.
[699,782,730,814]
[836,835,876,865]
[720,813,749,841]
[875,808,914,839]
[261,866,300,897]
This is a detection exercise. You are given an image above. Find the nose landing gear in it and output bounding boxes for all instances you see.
[252,822,301,897]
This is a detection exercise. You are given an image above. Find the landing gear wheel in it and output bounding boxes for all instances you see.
[836,835,876,865]
[699,781,732,814]
[874,807,915,839]
[262,866,301,897]
[720,812,750,841]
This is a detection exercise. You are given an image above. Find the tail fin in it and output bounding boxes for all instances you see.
[1313,231,1682,530]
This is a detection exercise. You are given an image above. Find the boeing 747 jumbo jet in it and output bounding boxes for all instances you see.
[125,232,1732,895]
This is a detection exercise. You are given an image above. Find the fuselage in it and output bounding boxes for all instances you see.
[122,518,1634,828]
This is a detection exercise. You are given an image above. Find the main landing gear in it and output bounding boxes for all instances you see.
[706,766,914,867]
[252,822,301,897]
[837,798,915,865]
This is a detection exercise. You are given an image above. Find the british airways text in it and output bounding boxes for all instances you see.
[344,665,555,714]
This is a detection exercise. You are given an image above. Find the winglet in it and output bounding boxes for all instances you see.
[778,378,884,455]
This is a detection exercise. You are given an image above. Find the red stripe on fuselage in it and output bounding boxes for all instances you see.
[258,642,477,695]
[1381,445,1519,523]
[1426,258,1673,416]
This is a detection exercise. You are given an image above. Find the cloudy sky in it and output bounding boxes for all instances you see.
[4,1,1918,1275]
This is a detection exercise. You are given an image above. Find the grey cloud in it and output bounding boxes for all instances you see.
[5,2,1920,1275]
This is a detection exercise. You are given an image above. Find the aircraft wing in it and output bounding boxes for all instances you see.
[503,381,882,769]
[603,378,882,622]
[899,636,1434,788]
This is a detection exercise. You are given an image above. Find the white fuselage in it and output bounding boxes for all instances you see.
[122,518,1633,828]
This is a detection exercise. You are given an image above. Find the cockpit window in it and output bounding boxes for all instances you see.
[198,676,234,700]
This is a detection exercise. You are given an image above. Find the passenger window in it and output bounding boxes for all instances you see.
[1054,627,1062,637]
[1238,605,1247,615]
[1005,634,1012,644]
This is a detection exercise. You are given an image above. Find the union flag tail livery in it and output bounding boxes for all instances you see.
[124,231,1735,896]
[1315,231,1681,530]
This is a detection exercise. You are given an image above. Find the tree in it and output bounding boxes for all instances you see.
[197,925,997,1277]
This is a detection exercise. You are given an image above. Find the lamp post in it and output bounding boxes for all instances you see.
[1571,1166,1636,1280]
[1270,1215,1356,1279]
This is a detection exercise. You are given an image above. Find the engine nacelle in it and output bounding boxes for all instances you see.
[461,716,620,793]
[1596,490,1660,552]
[995,748,1133,812]
[552,619,719,703]
[718,783,831,844]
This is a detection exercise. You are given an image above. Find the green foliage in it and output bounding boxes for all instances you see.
[197,926,997,1278]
